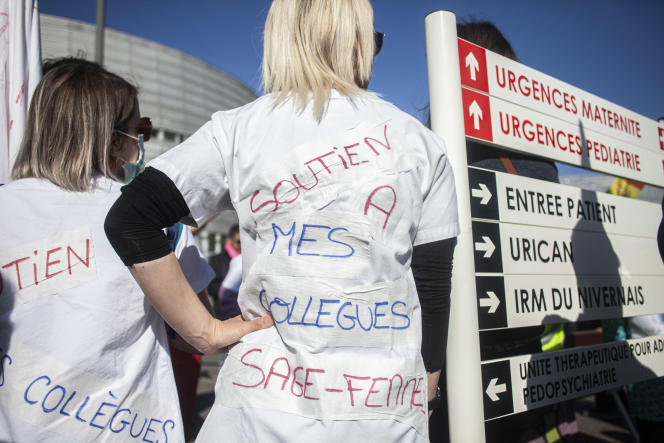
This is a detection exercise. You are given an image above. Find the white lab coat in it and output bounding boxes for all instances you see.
[0,175,213,442]
[150,91,460,442]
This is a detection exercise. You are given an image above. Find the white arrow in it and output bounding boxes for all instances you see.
[486,377,507,402]
[479,291,500,314]
[471,183,492,205]
[474,236,495,258]
[468,100,483,130]
[465,51,479,81]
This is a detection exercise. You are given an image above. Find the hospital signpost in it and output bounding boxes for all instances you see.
[425,10,664,443]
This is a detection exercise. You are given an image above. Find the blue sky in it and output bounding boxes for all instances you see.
[40,1,664,175]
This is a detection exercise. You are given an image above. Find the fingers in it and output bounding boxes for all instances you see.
[214,314,274,351]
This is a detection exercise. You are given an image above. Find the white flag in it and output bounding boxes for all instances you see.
[0,0,42,184]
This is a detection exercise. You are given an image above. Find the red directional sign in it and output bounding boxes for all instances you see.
[462,87,493,142]
[458,39,488,93]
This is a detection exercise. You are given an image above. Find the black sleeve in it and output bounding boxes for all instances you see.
[412,237,456,373]
[104,167,190,266]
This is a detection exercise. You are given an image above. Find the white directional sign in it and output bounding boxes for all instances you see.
[481,335,664,420]
[463,93,664,187]
[425,13,664,438]
[476,274,664,330]
[468,167,661,236]
[458,37,664,155]
[472,220,664,276]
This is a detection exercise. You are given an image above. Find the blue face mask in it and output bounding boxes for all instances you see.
[116,132,145,183]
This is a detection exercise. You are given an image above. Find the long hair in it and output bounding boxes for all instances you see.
[12,58,138,191]
[262,0,376,121]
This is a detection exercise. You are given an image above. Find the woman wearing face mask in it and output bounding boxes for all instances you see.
[0,58,269,442]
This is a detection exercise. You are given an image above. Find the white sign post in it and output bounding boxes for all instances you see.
[425,9,664,443]
[425,10,486,443]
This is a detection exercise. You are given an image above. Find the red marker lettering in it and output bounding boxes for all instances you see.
[67,239,91,274]
[250,190,277,213]
[303,368,325,400]
[290,366,304,397]
[401,377,417,406]
[304,151,335,175]
[232,348,265,388]
[344,374,370,407]
[365,377,388,408]
[343,143,367,166]
[273,180,300,206]
[291,164,320,191]
[386,374,403,407]
[363,125,391,156]
[364,185,397,229]
[410,376,424,408]
[45,247,64,279]
[263,357,291,391]
[2,256,30,290]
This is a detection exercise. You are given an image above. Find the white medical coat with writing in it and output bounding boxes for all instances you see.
[150,91,460,442]
[0,176,213,442]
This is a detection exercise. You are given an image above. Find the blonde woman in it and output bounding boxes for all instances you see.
[106,1,458,441]
[0,59,267,442]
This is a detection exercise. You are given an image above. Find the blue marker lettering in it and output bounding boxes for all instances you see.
[162,419,175,443]
[259,289,269,311]
[130,414,147,438]
[59,390,77,416]
[390,301,410,330]
[294,296,317,326]
[75,395,91,423]
[143,418,161,443]
[269,297,291,324]
[0,353,12,387]
[90,399,118,430]
[285,296,303,326]
[373,301,389,329]
[323,227,355,258]
[109,408,132,433]
[296,224,329,256]
[315,299,339,328]
[42,385,66,413]
[270,222,296,255]
[337,302,356,330]
[24,375,50,405]
[355,305,374,331]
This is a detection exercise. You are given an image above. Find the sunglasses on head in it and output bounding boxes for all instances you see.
[374,31,385,56]
[137,117,152,142]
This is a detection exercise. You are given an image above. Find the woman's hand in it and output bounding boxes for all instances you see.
[130,253,272,354]
[208,314,274,354]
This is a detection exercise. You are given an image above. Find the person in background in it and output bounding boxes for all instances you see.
[206,223,241,318]
[0,58,225,442]
[105,0,458,440]
[217,253,242,320]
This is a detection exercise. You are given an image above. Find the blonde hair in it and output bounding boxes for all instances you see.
[12,58,137,192]
[263,0,376,120]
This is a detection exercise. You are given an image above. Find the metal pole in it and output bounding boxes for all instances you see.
[95,0,106,65]
[425,10,486,442]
